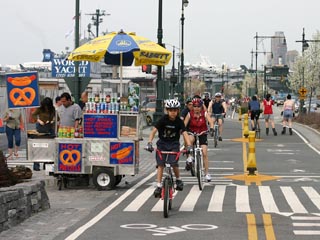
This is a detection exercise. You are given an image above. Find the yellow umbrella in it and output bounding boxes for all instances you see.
[68,30,172,96]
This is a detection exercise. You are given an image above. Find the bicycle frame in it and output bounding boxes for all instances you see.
[156,149,183,218]
[212,114,222,147]
[187,131,208,190]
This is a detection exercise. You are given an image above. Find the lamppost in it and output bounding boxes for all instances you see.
[296,28,320,113]
[254,33,286,96]
[153,0,164,123]
[180,0,189,108]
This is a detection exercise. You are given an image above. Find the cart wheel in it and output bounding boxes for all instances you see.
[146,116,152,126]
[92,168,115,190]
[115,175,122,186]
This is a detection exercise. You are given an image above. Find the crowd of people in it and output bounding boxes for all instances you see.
[146,92,295,197]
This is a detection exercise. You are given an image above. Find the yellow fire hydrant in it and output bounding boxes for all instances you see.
[243,113,249,138]
[247,131,257,175]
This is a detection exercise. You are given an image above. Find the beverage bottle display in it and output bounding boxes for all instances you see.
[74,128,79,138]
[62,126,67,138]
[70,127,75,138]
[67,127,71,138]
[58,126,63,138]
[94,93,100,103]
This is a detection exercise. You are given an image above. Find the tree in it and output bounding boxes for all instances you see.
[289,31,320,97]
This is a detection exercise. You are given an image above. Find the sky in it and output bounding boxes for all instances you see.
[1,0,319,68]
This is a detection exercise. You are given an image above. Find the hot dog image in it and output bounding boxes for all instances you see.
[111,145,133,160]
[7,75,36,87]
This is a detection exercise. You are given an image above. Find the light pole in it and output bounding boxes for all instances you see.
[180,0,188,107]
[153,0,164,123]
[86,9,110,37]
[254,33,286,96]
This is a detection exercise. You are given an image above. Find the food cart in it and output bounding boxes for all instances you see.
[28,99,141,191]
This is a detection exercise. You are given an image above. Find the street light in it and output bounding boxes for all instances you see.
[153,0,164,123]
[180,0,188,108]
[254,33,286,96]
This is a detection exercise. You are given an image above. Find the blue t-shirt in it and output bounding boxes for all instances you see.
[249,101,260,111]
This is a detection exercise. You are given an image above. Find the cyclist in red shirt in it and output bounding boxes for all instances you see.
[262,94,278,136]
[184,98,214,181]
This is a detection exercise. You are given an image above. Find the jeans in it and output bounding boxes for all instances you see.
[5,126,21,148]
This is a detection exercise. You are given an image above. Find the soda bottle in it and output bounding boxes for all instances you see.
[67,127,71,138]
[79,127,83,138]
[74,128,79,138]
[62,126,67,138]
[70,127,75,138]
[58,126,63,138]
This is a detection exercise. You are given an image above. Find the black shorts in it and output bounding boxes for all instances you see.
[155,140,180,167]
[189,133,208,146]
[250,110,260,120]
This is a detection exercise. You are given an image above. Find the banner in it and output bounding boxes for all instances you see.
[6,72,40,108]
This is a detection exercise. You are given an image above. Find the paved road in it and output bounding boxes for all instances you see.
[1,109,320,240]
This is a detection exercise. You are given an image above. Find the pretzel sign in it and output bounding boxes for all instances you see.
[9,87,36,106]
[59,150,81,166]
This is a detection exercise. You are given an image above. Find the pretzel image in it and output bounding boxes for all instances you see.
[9,87,36,106]
[111,145,133,160]
[7,75,36,87]
[59,150,81,166]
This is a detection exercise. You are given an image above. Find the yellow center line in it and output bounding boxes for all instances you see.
[263,214,276,240]
[246,214,258,240]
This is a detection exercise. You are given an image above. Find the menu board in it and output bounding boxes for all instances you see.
[83,114,118,138]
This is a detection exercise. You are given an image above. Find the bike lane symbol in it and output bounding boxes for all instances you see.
[120,223,218,236]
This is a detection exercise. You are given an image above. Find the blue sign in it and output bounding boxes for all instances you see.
[6,72,40,108]
[83,114,118,138]
[110,142,134,165]
[58,143,82,172]
[51,58,101,78]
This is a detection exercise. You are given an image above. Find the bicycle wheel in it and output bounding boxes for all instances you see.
[196,151,203,191]
[255,120,260,139]
[163,178,170,218]
[214,130,218,148]
[190,150,195,176]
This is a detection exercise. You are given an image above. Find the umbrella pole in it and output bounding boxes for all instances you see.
[120,52,123,97]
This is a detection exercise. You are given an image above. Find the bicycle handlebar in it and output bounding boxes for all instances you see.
[187,130,209,136]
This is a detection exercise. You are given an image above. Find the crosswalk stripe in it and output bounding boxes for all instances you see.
[302,186,320,210]
[281,186,308,213]
[236,186,251,212]
[179,185,202,211]
[208,185,226,212]
[151,191,179,212]
[123,186,154,212]
[259,186,280,213]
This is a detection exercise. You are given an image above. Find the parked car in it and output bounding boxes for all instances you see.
[303,100,317,112]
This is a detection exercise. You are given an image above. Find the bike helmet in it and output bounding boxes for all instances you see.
[215,92,222,97]
[185,97,192,104]
[165,99,180,109]
[192,98,203,107]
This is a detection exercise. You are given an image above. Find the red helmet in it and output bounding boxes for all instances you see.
[192,98,203,107]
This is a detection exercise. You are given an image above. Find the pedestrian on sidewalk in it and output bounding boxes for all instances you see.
[262,93,277,136]
[281,94,295,135]
[3,108,24,159]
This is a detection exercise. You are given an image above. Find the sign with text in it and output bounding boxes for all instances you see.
[83,114,118,138]
[6,72,40,108]
[58,143,82,172]
[110,142,134,165]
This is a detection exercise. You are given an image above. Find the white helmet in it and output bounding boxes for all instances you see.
[165,99,180,109]
[215,92,222,97]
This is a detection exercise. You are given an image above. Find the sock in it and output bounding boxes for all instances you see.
[157,183,161,188]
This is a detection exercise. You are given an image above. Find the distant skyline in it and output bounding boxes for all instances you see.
[1,0,319,69]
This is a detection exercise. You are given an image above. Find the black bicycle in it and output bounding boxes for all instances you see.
[146,148,185,218]
[212,114,222,148]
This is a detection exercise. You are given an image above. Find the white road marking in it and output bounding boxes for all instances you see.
[281,186,308,213]
[124,186,155,212]
[65,171,157,240]
[293,231,320,235]
[179,185,203,211]
[302,187,320,211]
[208,185,226,212]
[259,186,280,213]
[236,186,251,212]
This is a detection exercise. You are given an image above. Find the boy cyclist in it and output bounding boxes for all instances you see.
[146,99,192,198]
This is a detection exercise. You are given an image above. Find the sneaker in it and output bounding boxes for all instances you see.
[176,179,184,191]
[154,187,162,198]
[185,162,191,171]
[218,136,222,141]
[186,156,194,163]
[205,174,212,182]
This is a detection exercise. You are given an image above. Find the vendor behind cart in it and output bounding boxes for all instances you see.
[59,92,82,129]
[32,97,59,136]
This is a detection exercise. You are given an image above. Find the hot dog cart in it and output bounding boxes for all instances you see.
[28,110,140,190]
